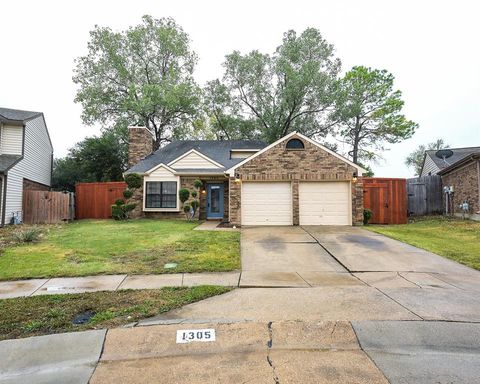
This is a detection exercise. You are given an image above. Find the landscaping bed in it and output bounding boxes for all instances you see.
[0,219,240,280]
[0,286,231,340]
[366,216,480,270]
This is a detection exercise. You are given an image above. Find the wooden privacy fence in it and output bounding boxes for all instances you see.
[23,191,74,224]
[407,175,442,215]
[76,182,127,219]
[363,178,408,224]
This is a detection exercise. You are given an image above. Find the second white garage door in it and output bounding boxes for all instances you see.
[299,182,351,225]
[241,182,292,225]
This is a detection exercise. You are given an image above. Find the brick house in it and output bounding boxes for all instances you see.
[126,127,365,226]
[438,153,480,221]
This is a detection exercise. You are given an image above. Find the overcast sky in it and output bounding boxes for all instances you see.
[1,0,479,177]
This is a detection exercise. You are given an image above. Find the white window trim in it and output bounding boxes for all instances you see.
[143,176,181,212]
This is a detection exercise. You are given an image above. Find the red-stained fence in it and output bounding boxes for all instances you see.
[363,178,408,224]
[75,182,127,219]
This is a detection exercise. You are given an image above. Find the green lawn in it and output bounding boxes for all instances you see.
[366,216,480,270]
[0,219,240,280]
[0,286,231,340]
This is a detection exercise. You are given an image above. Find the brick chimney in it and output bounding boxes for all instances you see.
[128,126,154,167]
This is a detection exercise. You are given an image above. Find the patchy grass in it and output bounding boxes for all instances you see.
[0,219,240,280]
[0,286,231,340]
[366,216,480,270]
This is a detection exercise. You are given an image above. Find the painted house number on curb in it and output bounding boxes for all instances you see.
[176,329,216,343]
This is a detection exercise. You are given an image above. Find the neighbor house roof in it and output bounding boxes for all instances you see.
[425,146,480,172]
[437,152,480,175]
[0,107,42,124]
[127,140,267,174]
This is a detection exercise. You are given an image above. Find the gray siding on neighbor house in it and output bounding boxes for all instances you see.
[4,115,53,224]
[421,154,440,176]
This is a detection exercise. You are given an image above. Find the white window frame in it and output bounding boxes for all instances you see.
[143,176,181,212]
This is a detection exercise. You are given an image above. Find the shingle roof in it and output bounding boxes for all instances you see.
[438,152,480,175]
[0,107,42,123]
[0,155,22,172]
[426,146,480,171]
[127,140,267,174]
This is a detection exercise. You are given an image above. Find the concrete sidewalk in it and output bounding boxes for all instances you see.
[0,272,240,299]
[3,320,480,384]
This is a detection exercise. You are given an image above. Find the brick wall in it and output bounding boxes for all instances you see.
[441,160,480,214]
[229,135,363,225]
[128,127,154,168]
[131,176,229,220]
[23,178,50,191]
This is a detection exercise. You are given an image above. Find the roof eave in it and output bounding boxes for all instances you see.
[438,154,480,175]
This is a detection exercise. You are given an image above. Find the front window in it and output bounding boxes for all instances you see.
[145,181,177,208]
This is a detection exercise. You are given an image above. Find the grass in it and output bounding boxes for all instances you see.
[0,286,231,340]
[366,216,480,270]
[0,219,240,280]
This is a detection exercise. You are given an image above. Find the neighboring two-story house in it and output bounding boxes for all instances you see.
[0,108,53,225]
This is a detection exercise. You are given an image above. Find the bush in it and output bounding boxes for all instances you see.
[193,179,203,189]
[183,204,191,213]
[114,199,124,206]
[190,200,200,210]
[123,189,133,199]
[363,209,373,225]
[13,228,41,243]
[179,188,190,203]
[124,203,136,212]
[124,173,142,189]
[111,205,126,220]
[191,190,197,198]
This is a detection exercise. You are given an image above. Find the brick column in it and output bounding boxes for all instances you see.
[352,177,364,225]
[292,180,299,225]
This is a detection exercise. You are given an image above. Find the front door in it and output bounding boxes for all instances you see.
[207,183,224,219]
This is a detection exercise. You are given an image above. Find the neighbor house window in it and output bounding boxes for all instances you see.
[286,138,305,150]
[145,181,177,208]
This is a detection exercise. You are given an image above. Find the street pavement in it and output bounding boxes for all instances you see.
[1,225,480,383]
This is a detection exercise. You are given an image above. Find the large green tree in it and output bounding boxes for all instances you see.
[52,128,127,191]
[330,66,418,164]
[211,28,341,143]
[202,79,258,140]
[73,16,201,149]
[405,138,449,176]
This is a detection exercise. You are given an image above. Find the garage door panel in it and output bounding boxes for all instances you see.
[299,182,351,226]
[242,182,292,225]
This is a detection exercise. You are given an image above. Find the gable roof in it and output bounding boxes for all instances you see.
[424,146,480,173]
[0,107,42,124]
[127,139,267,174]
[226,132,366,175]
[167,149,224,169]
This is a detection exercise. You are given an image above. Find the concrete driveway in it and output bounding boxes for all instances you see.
[4,225,480,384]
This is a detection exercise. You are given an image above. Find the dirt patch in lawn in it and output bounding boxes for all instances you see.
[0,286,231,340]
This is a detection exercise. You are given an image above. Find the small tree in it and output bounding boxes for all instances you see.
[178,180,202,220]
[112,173,142,220]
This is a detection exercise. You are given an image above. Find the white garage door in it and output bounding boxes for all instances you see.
[299,182,351,225]
[242,182,292,225]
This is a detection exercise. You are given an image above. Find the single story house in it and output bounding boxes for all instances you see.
[421,146,480,176]
[0,108,53,225]
[438,152,480,220]
[126,127,365,226]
